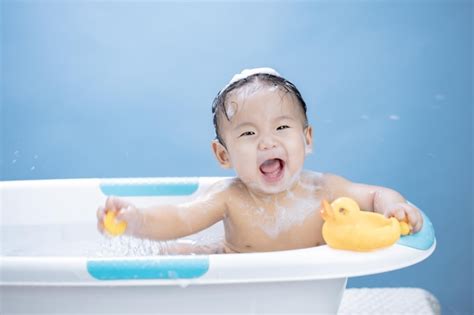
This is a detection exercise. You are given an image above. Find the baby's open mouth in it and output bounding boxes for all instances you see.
[259,158,285,183]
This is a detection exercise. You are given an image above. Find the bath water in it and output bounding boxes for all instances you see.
[1,222,224,257]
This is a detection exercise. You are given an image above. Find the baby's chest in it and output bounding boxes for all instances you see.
[225,200,324,250]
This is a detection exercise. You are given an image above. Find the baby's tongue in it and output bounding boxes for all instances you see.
[260,159,281,174]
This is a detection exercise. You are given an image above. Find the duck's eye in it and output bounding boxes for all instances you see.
[339,207,347,214]
[277,125,290,130]
[240,131,255,137]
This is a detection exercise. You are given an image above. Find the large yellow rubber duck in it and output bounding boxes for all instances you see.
[103,211,127,236]
[321,197,411,251]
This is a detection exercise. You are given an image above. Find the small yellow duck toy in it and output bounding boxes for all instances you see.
[103,210,127,236]
[321,197,411,251]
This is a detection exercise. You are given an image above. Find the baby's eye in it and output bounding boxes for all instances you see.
[277,125,290,130]
[240,131,255,137]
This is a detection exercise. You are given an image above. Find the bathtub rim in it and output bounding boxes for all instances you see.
[0,240,435,287]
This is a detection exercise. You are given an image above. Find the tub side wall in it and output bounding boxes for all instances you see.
[0,278,347,314]
[1,177,223,226]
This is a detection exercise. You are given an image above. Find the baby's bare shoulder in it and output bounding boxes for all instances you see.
[205,178,235,193]
[204,177,246,197]
[310,171,347,185]
[300,170,326,186]
[191,178,242,212]
[301,171,351,197]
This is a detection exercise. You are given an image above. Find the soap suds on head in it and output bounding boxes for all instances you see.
[267,85,279,92]
[222,71,285,122]
[225,101,238,119]
[225,80,270,112]
[221,67,281,93]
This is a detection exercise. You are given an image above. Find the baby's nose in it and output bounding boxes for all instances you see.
[258,136,278,150]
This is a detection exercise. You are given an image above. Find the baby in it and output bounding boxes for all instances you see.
[97,67,423,254]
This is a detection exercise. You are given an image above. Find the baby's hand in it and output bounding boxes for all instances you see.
[384,202,423,233]
[96,196,143,236]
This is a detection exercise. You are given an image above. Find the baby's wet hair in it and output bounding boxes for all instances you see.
[211,73,308,147]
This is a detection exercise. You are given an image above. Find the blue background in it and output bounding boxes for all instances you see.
[1,1,472,313]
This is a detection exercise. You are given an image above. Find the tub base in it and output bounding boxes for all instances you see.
[1,278,347,314]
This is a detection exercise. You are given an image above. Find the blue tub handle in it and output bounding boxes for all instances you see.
[397,211,435,250]
[87,257,210,280]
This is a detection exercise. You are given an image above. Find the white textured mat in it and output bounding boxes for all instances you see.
[339,288,441,315]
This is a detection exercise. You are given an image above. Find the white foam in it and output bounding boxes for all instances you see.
[256,194,319,239]
[221,67,281,93]
[225,101,237,119]
[268,85,279,92]
[249,175,323,239]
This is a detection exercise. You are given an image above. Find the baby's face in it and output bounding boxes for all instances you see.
[218,85,312,195]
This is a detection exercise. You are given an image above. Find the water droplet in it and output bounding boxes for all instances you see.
[388,115,400,121]
[30,166,36,171]
[12,159,17,164]
[34,154,39,159]
[14,150,20,157]
[360,114,370,120]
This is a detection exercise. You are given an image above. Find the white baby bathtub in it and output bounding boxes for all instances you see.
[0,177,436,314]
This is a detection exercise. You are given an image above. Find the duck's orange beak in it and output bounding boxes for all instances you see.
[320,199,334,221]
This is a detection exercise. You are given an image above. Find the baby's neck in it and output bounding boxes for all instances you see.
[246,176,303,204]
[244,170,323,205]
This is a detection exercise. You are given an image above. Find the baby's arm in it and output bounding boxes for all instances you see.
[97,180,229,240]
[323,174,423,233]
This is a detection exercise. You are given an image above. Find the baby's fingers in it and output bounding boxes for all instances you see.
[115,206,142,234]
[105,196,130,211]
[97,205,106,220]
[389,207,407,221]
[115,206,133,222]
[105,196,119,212]
[97,220,105,234]
[96,206,106,234]
[410,208,424,233]
[400,204,422,233]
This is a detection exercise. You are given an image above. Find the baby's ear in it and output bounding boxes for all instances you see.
[211,140,232,168]
[304,125,313,154]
